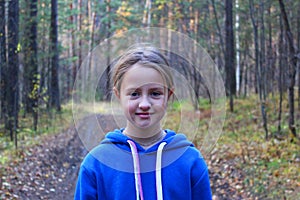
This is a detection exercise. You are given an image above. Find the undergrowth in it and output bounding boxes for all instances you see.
[210,95,299,199]
[0,103,74,165]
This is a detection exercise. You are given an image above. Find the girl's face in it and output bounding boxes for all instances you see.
[115,64,169,131]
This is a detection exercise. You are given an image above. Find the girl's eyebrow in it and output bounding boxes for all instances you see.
[125,85,165,90]
[125,87,139,91]
[149,87,164,90]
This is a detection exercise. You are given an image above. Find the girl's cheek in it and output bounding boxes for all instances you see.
[153,99,168,109]
[127,100,138,113]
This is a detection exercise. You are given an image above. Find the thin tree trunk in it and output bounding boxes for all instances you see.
[297,2,300,110]
[235,0,241,95]
[88,12,96,71]
[142,0,151,27]
[39,5,48,109]
[77,0,82,73]
[0,0,6,120]
[249,0,268,139]
[105,0,111,101]
[267,2,274,95]
[50,0,61,111]
[70,2,77,88]
[278,0,297,138]
[259,1,268,139]
[243,40,249,97]
[7,0,19,147]
[277,17,284,136]
[211,0,225,61]
[243,64,248,98]
[24,0,39,130]
[225,0,235,112]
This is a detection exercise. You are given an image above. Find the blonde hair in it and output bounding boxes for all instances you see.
[112,45,174,94]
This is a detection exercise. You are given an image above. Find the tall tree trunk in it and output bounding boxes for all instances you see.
[277,17,284,136]
[267,2,274,95]
[297,2,300,110]
[211,0,225,62]
[278,0,297,138]
[70,2,77,90]
[235,0,241,94]
[39,4,48,109]
[24,0,39,130]
[77,0,83,75]
[142,0,152,27]
[105,0,111,101]
[225,0,235,112]
[7,0,19,148]
[259,1,268,139]
[244,40,250,98]
[249,0,268,139]
[50,0,61,111]
[0,1,6,120]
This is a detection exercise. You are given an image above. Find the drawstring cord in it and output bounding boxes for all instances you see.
[156,142,167,200]
[127,140,167,200]
[127,140,144,200]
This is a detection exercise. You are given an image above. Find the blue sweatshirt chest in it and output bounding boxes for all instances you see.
[98,162,192,200]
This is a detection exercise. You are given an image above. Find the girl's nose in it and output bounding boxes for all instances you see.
[139,96,151,110]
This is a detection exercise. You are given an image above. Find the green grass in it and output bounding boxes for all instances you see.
[164,94,300,199]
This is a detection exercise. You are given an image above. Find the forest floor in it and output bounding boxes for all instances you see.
[0,97,300,199]
[0,114,246,200]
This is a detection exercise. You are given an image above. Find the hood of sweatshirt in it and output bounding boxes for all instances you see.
[89,128,194,173]
[88,128,195,200]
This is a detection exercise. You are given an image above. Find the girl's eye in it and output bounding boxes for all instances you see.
[130,92,139,97]
[151,91,163,97]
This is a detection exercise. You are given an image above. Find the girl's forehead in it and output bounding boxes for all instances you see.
[121,64,167,89]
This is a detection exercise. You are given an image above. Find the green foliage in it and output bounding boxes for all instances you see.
[198,98,211,110]
[171,101,182,111]
[164,93,296,198]
[0,104,73,165]
[212,95,300,199]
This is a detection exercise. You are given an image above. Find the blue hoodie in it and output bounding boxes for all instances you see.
[74,129,212,200]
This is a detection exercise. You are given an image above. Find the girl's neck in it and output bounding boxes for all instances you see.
[123,123,165,148]
[124,129,166,149]
[124,123,162,138]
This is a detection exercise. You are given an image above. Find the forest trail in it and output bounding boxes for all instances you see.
[1,114,249,200]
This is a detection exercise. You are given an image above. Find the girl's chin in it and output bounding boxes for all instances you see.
[130,120,155,130]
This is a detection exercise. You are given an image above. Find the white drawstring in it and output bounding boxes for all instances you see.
[127,140,167,200]
[156,142,166,200]
[128,140,144,200]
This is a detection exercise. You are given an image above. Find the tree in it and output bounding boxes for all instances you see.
[249,0,269,139]
[211,0,225,68]
[142,0,152,27]
[298,2,300,110]
[0,1,6,120]
[50,0,61,111]
[6,0,20,148]
[23,0,39,130]
[278,0,298,138]
[225,0,236,112]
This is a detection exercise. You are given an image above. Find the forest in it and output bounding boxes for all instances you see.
[0,0,300,199]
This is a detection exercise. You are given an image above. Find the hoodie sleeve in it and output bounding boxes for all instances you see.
[74,164,98,200]
[191,155,212,200]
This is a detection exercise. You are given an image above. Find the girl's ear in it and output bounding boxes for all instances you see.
[113,87,120,99]
[168,87,174,100]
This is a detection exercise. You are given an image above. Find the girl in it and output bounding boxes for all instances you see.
[74,45,212,200]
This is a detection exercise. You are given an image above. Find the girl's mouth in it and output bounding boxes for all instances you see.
[136,113,151,119]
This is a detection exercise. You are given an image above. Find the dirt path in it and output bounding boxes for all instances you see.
[1,114,250,200]
[0,126,86,200]
[0,114,121,200]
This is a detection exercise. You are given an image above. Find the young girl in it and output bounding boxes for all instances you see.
[74,45,212,200]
